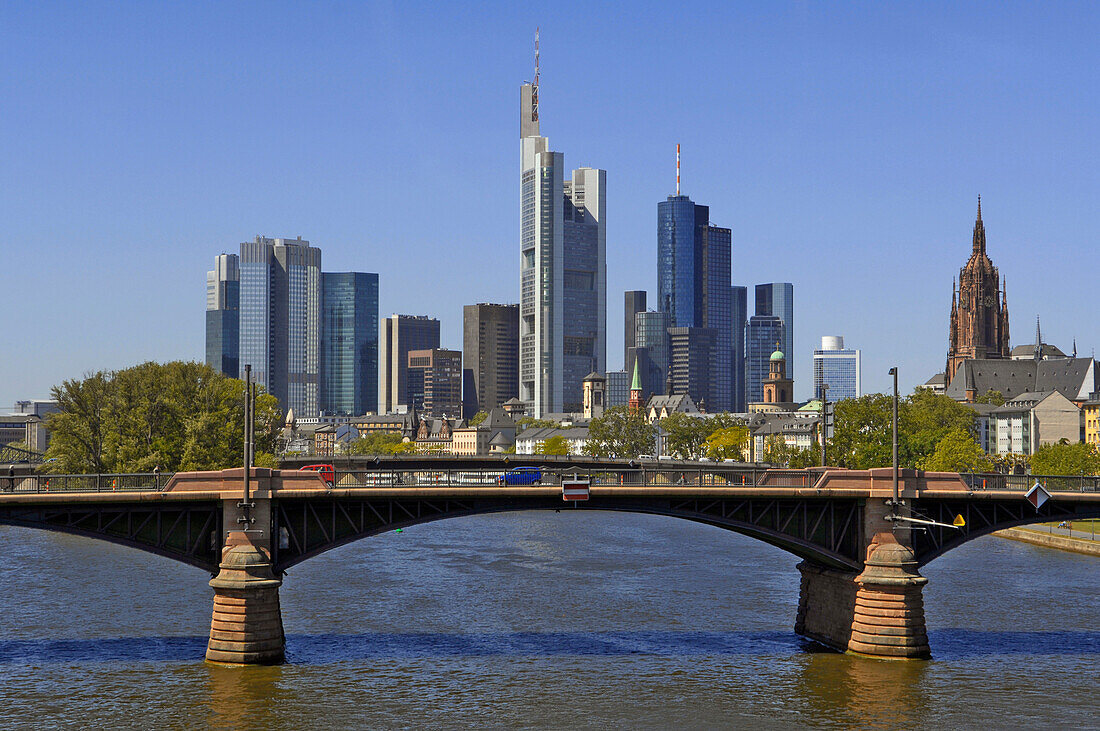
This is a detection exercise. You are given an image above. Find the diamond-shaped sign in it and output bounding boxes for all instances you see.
[1025,481,1051,512]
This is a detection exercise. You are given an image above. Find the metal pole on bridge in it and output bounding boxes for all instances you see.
[243,364,251,503]
[889,366,899,506]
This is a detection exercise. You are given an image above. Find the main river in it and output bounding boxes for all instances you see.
[0,512,1096,729]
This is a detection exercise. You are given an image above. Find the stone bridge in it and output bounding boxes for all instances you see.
[1,461,1096,665]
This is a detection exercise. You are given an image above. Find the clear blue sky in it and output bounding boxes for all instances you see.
[3,1,1097,409]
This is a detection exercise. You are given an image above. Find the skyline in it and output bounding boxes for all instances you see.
[3,3,1099,410]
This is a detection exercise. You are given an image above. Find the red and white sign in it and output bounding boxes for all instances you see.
[562,481,590,501]
[1025,481,1051,511]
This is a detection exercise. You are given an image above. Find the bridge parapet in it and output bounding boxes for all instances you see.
[164,468,329,496]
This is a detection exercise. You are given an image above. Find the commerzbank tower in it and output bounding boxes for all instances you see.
[518,31,606,418]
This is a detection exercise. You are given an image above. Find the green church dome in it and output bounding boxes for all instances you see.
[770,349,785,361]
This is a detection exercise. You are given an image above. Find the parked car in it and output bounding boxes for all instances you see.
[299,463,335,485]
[498,467,542,485]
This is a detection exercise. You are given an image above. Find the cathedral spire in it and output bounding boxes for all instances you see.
[972,195,986,255]
[1034,316,1042,361]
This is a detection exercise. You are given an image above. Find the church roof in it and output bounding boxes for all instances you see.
[631,359,642,391]
[1009,343,1066,359]
[946,357,1098,403]
[770,350,785,361]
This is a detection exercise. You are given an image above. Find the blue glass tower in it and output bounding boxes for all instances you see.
[731,285,747,411]
[657,195,731,411]
[321,272,379,416]
[755,283,794,367]
[206,254,239,378]
[746,314,784,405]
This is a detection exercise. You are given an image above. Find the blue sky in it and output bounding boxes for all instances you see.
[2,1,1097,408]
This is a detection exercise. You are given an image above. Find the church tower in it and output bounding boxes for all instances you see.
[946,197,1010,383]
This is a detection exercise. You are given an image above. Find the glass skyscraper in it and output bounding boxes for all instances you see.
[657,195,731,411]
[813,336,861,402]
[320,272,378,416]
[206,253,239,378]
[755,283,794,367]
[379,315,440,413]
[630,309,670,399]
[746,314,784,405]
[239,236,321,417]
[731,285,747,411]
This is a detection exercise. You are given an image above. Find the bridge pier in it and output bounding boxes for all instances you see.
[205,530,285,665]
[795,534,930,659]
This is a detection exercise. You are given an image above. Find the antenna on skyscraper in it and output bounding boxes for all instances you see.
[676,143,681,195]
[531,27,540,123]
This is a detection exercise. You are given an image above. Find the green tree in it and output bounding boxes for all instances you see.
[704,426,749,461]
[348,432,406,455]
[585,406,655,459]
[762,435,817,468]
[469,410,488,426]
[904,389,977,462]
[829,394,898,469]
[973,389,1006,406]
[517,416,560,432]
[921,427,992,472]
[660,412,712,459]
[1030,441,1100,476]
[535,435,570,455]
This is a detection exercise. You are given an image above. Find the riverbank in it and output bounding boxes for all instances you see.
[995,527,1100,557]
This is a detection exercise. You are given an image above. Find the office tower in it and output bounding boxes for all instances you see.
[668,327,716,408]
[629,309,670,399]
[755,283,794,366]
[746,315,784,405]
[206,253,239,378]
[519,45,606,417]
[407,348,462,418]
[320,272,379,416]
[656,175,732,411]
[731,285,748,411]
[462,303,519,419]
[624,291,647,368]
[606,369,628,408]
[813,336,862,402]
[239,236,321,416]
[379,315,441,413]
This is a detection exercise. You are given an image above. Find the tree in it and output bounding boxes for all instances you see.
[348,432,405,455]
[973,389,1006,406]
[660,412,712,459]
[704,426,749,461]
[829,394,898,469]
[535,435,570,455]
[762,435,817,468]
[585,406,655,459]
[517,416,559,432]
[904,389,977,462]
[921,427,992,472]
[1030,441,1100,476]
[469,410,488,426]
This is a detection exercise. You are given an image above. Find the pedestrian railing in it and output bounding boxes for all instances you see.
[2,473,173,494]
[960,472,1100,493]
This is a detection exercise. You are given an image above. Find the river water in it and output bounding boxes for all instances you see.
[0,512,1096,729]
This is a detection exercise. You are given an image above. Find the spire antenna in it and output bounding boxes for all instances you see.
[676,143,681,195]
[531,28,540,123]
[977,194,982,222]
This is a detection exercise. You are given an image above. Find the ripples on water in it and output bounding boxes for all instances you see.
[0,512,1096,729]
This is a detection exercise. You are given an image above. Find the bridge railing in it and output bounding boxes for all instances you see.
[959,472,1100,493]
[328,466,783,489]
[2,473,173,494]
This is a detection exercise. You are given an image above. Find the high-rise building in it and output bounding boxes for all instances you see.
[379,315,440,413]
[755,283,794,369]
[519,48,606,417]
[731,285,748,411]
[407,348,462,418]
[462,303,519,419]
[629,309,670,400]
[946,197,1010,383]
[624,291,647,368]
[239,236,321,416]
[657,189,731,411]
[746,315,784,405]
[813,336,861,402]
[606,369,628,408]
[206,253,239,378]
[320,272,379,416]
[668,326,716,409]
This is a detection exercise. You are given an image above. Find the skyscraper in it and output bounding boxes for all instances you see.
[746,314,784,405]
[755,283,794,367]
[813,336,861,402]
[463,303,519,418]
[629,309,670,400]
[731,285,747,411]
[407,348,462,418]
[668,327,716,408]
[379,315,440,413]
[624,290,647,368]
[320,272,379,416]
[656,173,732,411]
[206,253,239,378]
[239,236,321,416]
[519,39,606,417]
[946,197,1010,383]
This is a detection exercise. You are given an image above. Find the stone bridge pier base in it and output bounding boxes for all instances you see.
[205,531,285,665]
[796,534,930,659]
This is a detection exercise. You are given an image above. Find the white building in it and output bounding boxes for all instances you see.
[519,59,606,418]
[812,336,861,402]
[514,426,589,455]
[992,390,1081,456]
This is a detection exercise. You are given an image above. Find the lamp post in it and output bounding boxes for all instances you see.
[889,366,899,505]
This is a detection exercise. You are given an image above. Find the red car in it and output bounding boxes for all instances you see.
[299,464,335,485]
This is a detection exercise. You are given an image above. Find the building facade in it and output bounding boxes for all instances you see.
[462,303,519,419]
[668,326,716,409]
[746,315,785,405]
[624,290,647,369]
[519,75,606,417]
[731,285,748,412]
[629,309,670,400]
[379,315,441,414]
[946,198,1010,384]
[239,236,321,416]
[407,348,463,418]
[205,254,240,378]
[992,391,1080,456]
[320,272,378,416]
[755,283,794,378]
[606,369,628,408]
[813,335,861,402]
